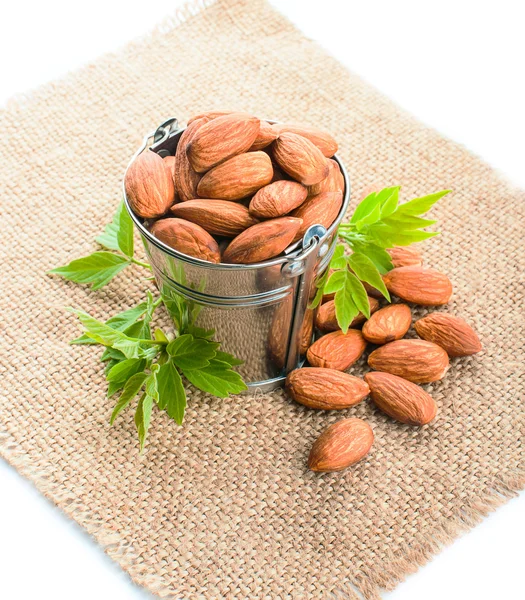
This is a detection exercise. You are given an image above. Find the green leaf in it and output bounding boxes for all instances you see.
[157,360,187,424]
[95,201,134,257]
[334,286,359,334]
[348,253,390,301]
[324,270,346,294]
[107,380,125,398]
[308,267,330,309]
[154,328,169,343]
[382,214,437,230]
[110,372,148,425]
[345,272,371,318]
[369,225,439,246]
[350,191,379,224]
[67,308,133,347]
[135,394,153,452]
[124,320,152,341]
[185,324,216,340]
[167,334,219,370]
[112,338,142,359]
[107,358,146,383]
[329,244,346,270]
[379,187,400,218]
[182,359,247,398]
[49,252,131,290]
[395,190,451,217]
[213,350,244,366]
[101,347,126,362]
[355,243,393,273]
[144,366,160,404]
[355,202,381,231]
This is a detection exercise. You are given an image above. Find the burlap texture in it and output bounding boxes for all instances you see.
[1,1,524,598]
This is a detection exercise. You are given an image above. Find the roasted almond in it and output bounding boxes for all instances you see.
[249,180,308,219]
[272,132,329,185]
[222,216,302,264]
[250,121,280,151]
[362,304,412,344]
[316,297,380,333]
[170,200,258,237]
[414,313,482,357]
[163,155,177,187]
[307,159,344,195]
[308,418,374,472]
[197,151,273,200]
[150,218,220,263]
[125,150,175,218]
[307,329,367,371]
[187,113,260,172]
[275,123,338,157]
[365,371,437,425]
[291,190,343,242]
[383,266,453,305]
[286,368,369,410]
[387,246,423,268]
[174,116,210,202]
[368,339,449,383]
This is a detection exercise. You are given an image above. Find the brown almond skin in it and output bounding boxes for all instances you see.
[150,218,220,263]
[163,155,177,188]
[291,190,343,242]
[174,116,210,202]
[308,418,374,472]
[414,313,482,357]
[308,159,344,195]
[368,339,449,383]
[170,200,258,237]
[222,217,302,264]
[286,368,369,410]
[307,330,367,371]
[187,113,260,172]
[299,308,315,355]
[365,371,437,425]
[383,266,453,305]
[272,132,329,185]
[275,123,338,157]
[125,150,175,218]
[387,246,423,268]
[362,304,412,344]
[197,151,273,200]
[250,121,280,151]
[316,297,380,333]
[249,180,308,219]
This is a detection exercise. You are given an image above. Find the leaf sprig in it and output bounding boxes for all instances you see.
[317,187,450,332]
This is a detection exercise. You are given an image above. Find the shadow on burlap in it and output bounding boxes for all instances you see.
[0,0,523,598]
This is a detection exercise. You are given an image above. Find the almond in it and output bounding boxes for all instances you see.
[414,313,482,357]
[187,113,260,172]
[286,368,369,410]
[308,418,374,472]
[307,330,367,371]
[368,339,449,383]
[197,151,273,200]
[163,155,177,186]
[272,132,329,185]
[174,116,209,202]
[387,246,423,268]
[383,266,453,305]
[275,123,338,157]
[150,218,220,263]
[222,216,302,264]
[249,180,308,219]
[170,199,258,237]
[307,159,344,196]
[365,371,437,425]
[316,297,380,333]
[299,308,315,355]
[362,304,412,344]
[291,190,343,242]
[125,150,175,218]
[250,121,280,151]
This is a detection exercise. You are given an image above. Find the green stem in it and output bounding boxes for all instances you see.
[131,257,152,270]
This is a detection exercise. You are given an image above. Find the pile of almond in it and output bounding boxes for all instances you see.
[286,247,482,473]
[124,111,343,263]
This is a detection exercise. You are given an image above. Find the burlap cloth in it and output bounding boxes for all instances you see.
[1,0,524,598]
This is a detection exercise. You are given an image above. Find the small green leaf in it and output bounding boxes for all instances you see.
[356,202,381,231]
[182,359,247,398]
[107,380,125,398]
[144,368,160,404]
[107,358,146,383]
[49,252,130,290]
[135,394,153,452]
[324,270,346,294]
[382,214,437,230]
[330,244,346,270]
[106,302,149,330]
[154,328,169,343]
[157,360,187,424]
[350,191,379,224]
[395,190,451,217]
[112,338,142,359]
[185,324,216,340]
[379,188,400,218]
[167,334,219,370]
[110,372,148,425]
[213,350,244,366]
[334,286,359,334]
[344,272,371,318]
[67,308,132,347]
[348,252,390,300]
[95,201,134,257]
[101,347,126,362]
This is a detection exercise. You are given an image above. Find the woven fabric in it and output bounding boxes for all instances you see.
[1,1,524,598]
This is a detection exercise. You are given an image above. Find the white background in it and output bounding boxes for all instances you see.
[0,1,523,599]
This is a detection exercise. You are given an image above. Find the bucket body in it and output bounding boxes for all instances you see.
[123,118,350,391]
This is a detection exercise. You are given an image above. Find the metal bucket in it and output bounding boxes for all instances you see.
[123,118,350,392]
